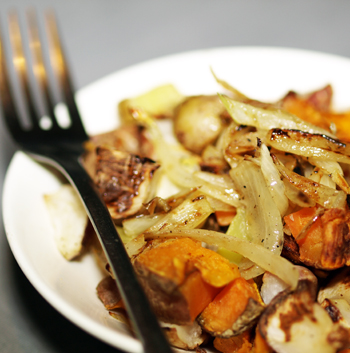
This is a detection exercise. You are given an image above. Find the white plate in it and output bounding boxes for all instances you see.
[4,47,350,353]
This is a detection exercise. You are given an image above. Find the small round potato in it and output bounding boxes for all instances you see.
[174,95,227,154]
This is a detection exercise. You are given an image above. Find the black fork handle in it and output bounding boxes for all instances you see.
[27,150,173,353]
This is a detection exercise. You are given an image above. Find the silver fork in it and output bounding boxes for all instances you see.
[0,11,172,353]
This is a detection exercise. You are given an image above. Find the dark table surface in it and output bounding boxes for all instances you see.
[2,1,350,352]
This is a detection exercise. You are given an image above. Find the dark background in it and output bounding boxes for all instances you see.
[1,1,350,352]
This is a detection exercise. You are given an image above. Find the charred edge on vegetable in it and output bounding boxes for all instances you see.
[321,299,342,323]
[269,128,346,150]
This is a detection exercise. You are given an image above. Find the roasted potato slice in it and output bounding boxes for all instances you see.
[259,281,350,353]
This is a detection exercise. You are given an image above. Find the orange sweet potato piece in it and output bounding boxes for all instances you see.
[213,330,253,353]
[284,207,350,270]
[254,326,274,353]
[280,86,350,142]
[198,277,264,337]
[133,237,240,325]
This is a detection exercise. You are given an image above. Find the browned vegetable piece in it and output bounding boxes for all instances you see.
[268,128,350,162]
[94,146,161,219]
[198,277,264,338]
[96,276,123,310]
[259,281,350,353]
[83,124,156,178]
[280,84,350,142]
[213,330,253,353]
[281,233,303,266]
[174,95,228,154]
[133,237,240,325]
[284,206,350,270]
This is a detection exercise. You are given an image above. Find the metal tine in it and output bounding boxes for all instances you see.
[44,11,87,139]
[26,10,60,130]
[0,18,24,141]
[8,11,40,131]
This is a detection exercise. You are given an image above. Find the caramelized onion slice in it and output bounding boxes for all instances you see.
[132,108,201,188]
[259,144,289,216]
[272,155,347,209]
[308,158,350,193]
[229,161,284,254]
[219,95,334,137]
[268,129,350,164]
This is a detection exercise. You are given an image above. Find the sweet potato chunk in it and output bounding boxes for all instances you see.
[280,85,350,142]
[133,237,240,325]
[284,207,350,270]
[198,277,264,337]
[254,327,274,353]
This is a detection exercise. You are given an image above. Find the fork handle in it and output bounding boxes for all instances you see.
[32,151,173,353]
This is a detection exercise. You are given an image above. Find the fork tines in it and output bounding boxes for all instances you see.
[0,10,87,143]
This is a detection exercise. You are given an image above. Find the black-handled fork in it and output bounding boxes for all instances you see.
[0,11,172,353]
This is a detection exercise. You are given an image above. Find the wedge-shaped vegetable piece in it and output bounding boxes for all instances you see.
[44,184,88,260]
[213,330,253,353]
[219,95,334,136]
[259,281,350,353]
[198,277,264,337]
[118,83,184,121]
[133,237,240,325]
[284,207,350,270]
[94,146,161,219]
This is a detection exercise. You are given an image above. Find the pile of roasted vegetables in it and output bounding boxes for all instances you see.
[44,75,350,353]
